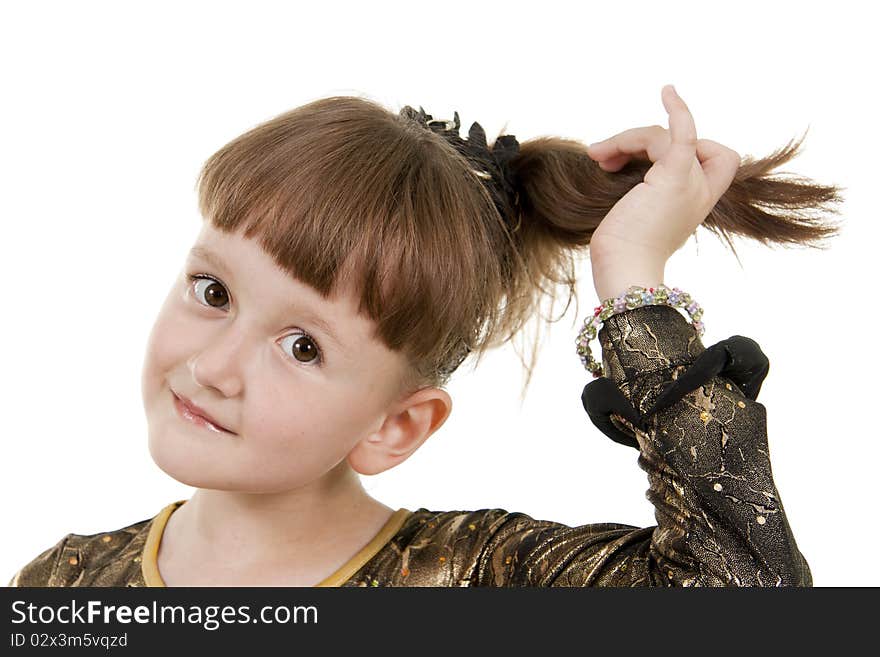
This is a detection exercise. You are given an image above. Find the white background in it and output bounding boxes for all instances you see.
[1,1,874,586]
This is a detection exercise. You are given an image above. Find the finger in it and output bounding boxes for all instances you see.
[660,85,699,177]
[588,125,669,165]
[589,87,693,165]
[696,138,742,201]
[588,127,667,158]
[593,135,740,185]
[593,153,633,172]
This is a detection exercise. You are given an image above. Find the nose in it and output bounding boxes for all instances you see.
[186,326,248,398]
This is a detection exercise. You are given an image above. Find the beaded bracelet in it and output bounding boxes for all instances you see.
[575,284,705,378]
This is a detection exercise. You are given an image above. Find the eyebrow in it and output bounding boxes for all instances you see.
[187,246,348,355]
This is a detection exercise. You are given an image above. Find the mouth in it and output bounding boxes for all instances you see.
[172,391,234,435]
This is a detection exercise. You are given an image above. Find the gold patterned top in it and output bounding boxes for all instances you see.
[8,304,812,587]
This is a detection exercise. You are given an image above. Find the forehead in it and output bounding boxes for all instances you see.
[192,223,350,305]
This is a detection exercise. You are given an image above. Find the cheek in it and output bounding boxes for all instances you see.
[140,290,199,397]
[245,384,377,467]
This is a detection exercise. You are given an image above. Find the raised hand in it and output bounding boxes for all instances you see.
[588,85,741,263]
[588,85,742,301]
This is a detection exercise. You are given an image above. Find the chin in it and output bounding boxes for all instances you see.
[146,432,204,488]
[144,421,226,488]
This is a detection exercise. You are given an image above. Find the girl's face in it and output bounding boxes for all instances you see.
[140,222,422,493]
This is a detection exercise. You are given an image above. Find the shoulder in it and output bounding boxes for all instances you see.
[383,507,574,583]
[393,508,644,587]
[396,507,554,545]
[340,507,516,586]
[352,507,634,587]
[397,507,622,544]
[398,507,640,567]
[9,513,156,587]
[7,533,71,587]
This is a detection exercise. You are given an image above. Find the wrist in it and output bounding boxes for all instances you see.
[591,257,666,301]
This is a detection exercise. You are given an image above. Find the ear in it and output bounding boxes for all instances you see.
[347,387,453,476]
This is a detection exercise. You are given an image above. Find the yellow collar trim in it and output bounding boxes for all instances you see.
[141,500,412,587]
[142,500,186,587]
[315,507,412,587]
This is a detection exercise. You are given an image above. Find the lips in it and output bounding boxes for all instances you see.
[172,390,234,434]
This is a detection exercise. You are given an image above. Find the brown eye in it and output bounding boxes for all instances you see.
[189,275,229,309]
[280,333,323,365]
[187,274,323,367]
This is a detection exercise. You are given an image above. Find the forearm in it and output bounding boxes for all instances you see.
[597,305,811,586]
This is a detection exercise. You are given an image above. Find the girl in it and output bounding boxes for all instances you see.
[9,86,840,587]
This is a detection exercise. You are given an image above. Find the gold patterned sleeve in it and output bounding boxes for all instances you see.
[476,303,812,587]
[7,535,70,587]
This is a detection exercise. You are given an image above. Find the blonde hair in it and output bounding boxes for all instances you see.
[195,95,844,401]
